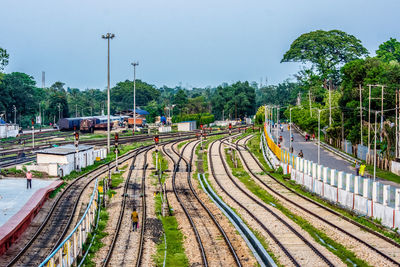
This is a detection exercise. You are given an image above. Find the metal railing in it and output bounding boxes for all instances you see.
[39,179,99,267]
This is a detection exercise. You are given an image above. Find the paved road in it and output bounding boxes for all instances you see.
[270,124,355,174]
[270,124,400,189]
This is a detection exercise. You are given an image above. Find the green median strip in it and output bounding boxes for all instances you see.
[224,147,370,267]
[151,149,189,267]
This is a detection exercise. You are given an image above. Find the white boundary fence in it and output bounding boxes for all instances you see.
[39,179,99,267]
[261,123,400,230]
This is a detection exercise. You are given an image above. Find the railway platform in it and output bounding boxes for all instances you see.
[0,178,63,255]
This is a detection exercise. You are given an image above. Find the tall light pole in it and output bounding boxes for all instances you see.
[58,103,61,122]
[102,33,115,153]
[12,105,16,124]
[318,109,321,165]
[131,62,139,135]
[373,110,378,181]
[289,107,294,153]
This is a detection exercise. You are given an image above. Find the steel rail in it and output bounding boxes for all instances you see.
[170,140,242,267]
[212,137,335,267]
[162,141,208,267]
[238,134,400,266]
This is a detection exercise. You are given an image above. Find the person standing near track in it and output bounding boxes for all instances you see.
[131,208,138,231]
[26,170,32,189]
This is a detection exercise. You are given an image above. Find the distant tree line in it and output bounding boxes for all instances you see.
[0,47,257,128]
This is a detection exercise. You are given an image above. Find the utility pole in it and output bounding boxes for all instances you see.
[368,84,371,158]
[381,85,384,142]
[58,103,61,122]
[264,105,267,124]
[329,80,332,126]
[309,90,312,116]
[76,104,78,117]
[42,71,45,88]
[12,105,16,124]
[374,111,378,181]
[396,90,398,158]
[102,32,115,154]
[318,109,321,165]
[359,85,363,145]
[131,62,139,135]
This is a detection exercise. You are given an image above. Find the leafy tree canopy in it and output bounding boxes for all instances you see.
[281,30,368,82]
[376,37,400,62]
[0,47,9,71]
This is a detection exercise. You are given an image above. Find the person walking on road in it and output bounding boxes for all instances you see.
[298,150,304,158]
[131,208,139,231]
[355,161,360,176]
[359,164,366,177]
[26,170,32,189]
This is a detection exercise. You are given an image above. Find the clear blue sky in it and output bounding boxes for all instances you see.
[1,0,399,90]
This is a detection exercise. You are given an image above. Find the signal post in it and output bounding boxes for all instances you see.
[74,128,80,171]
[114,133,120,173]
[31,119,35,148]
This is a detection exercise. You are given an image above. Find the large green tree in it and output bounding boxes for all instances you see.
[111,80,160,113]
[376,38,400,63]
[281,30,368,83]
[0,47,9,71]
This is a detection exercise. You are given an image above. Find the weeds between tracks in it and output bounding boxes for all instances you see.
[151,148,189,267]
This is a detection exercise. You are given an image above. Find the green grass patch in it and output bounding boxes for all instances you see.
[224,148,369,267]
[151,165,188,266]
[80,208,109,266]
[177,140,189,150]
[248,133,400,245]
[49,182,67,198]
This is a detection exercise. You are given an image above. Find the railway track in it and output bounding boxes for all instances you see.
[233,134,400,266]
[209,137,339,267]
[162,140,242,267]
[102,145,150,266]
[2,145,142,267]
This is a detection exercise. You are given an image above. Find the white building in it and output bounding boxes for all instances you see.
[18,145,107,177]
[0,124,19,138]
[177,121,197,132]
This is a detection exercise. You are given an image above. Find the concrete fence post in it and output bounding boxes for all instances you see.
[323,167,328,184]
[363,178,370,198]
[312,163,317,178]
[372,182,378,202]
[337,172,343,189]
[297,157,301,171]
[383,185,390,206]
[317,165,322,180]
[395,189,400,211]
[330,169,336,186]
[304,160,308,175]
[354,176,360,195]
[345,173,352,192]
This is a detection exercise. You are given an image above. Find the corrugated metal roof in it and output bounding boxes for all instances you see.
[36,144,93,155]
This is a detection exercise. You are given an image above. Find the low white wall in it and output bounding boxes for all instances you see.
[159,126,172,133]
[291,168,400,229]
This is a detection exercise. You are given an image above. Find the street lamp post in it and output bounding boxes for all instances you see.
[373,111,378,181]
[289,107,294,153]
[12,105,16,124]
[131,62,139,135]
[102,33,115,153]
[58,104,61,122]
[318,109,321,165]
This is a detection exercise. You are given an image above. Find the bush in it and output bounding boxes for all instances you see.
[172,113,215,127]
